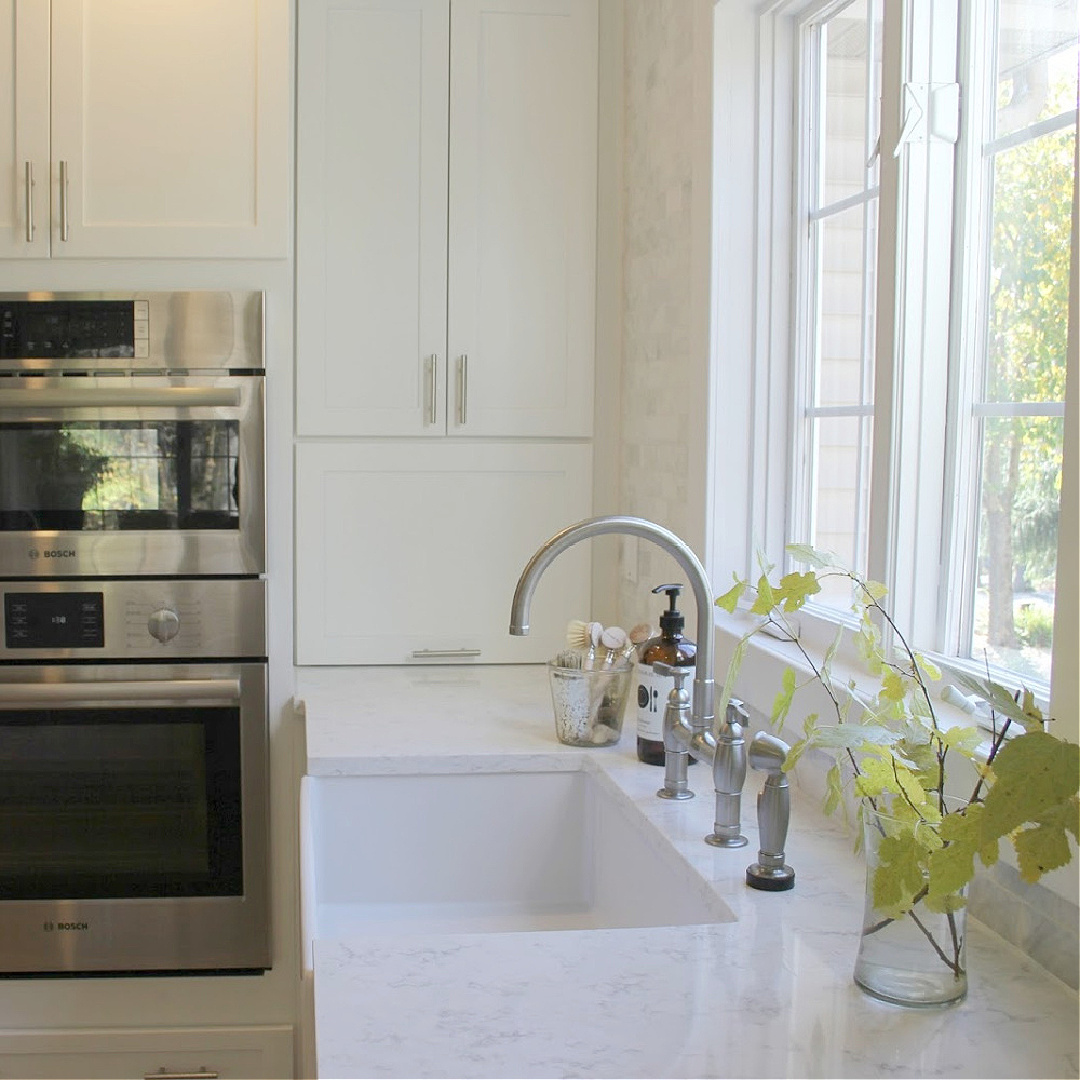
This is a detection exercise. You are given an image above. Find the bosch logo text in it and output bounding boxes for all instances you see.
[28,549,76,559]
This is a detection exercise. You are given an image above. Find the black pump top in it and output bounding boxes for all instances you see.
[652,583,685,638]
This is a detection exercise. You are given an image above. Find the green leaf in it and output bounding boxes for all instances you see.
[940,724,983,758]
[872,829,927,918]
[1014,819,1075,882]
[749,574,776,615]
[771,667,797,729]
[879,669,908,704]
[776,571,821,612]
[715,576,747,614]
[943,669,1042,732]
[860,579,889,603]
[981,732,1080,841]
[823,762,844,816]
[915,653,942,681]
[785,543,839,569]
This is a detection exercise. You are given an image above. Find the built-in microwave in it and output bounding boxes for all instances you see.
[0,291,265,579]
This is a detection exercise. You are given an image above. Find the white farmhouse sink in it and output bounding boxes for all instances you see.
[302,767,733,939]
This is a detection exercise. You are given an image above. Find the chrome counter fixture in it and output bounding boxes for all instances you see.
[508,515,748,849]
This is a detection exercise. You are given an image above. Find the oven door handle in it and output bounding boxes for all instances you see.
[0,677,242,707]
[0,387,242,410]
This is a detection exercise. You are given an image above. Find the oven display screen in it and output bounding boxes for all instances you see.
[4,592,104,649]
[0,301,135,360]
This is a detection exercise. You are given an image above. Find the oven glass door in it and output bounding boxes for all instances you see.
[0,704,243,901]
[0,376,264,576]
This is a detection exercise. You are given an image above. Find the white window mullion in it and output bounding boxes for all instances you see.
[872,0,959,648]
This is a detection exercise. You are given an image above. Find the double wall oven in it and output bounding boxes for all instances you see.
[0,291,269,975]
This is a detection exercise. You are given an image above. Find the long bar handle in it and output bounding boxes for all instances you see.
[0,387,242,410]
[0,678,242,707]
[410,648,481,660]
[427,353,438,425]
[144,1071,219,1080]
[457,354,468,425]
[24,161,34,242]
[59,159,69,241]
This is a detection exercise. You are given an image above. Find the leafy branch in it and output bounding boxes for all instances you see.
[715,545,1080,980]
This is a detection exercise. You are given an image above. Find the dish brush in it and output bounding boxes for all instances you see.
[599,625,628,667]
[566,619,603,651]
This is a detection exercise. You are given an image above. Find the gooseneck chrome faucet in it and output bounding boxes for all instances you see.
[508,515,747,847]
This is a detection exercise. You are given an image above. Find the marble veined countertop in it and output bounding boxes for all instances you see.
[295,664,1079,1080]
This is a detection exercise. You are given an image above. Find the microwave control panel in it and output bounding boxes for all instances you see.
[0,300,146,361]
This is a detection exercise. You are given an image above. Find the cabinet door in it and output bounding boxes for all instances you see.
[0,0,50,259]
[296,0,450,437]
[447,0,598,437]
[48,0,288,258]
[295,441,592,664]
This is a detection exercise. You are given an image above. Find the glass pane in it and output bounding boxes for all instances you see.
[817,200,877,407]
[0,421,240,531]
[0,709,242,900]
[807,414,873,606]
[996,0,1079,140]
[821,0,883,205]
[970,415,1063,684]
[985,128,1075,404]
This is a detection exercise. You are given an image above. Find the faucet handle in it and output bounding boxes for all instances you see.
[650,659,689,688]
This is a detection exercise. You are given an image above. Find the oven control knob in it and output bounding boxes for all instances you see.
[148,607,181,643]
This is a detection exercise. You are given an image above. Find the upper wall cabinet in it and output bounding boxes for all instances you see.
[0,0,289,259]
[296,0,598,437]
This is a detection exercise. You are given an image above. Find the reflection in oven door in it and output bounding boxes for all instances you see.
[0,663,269,975]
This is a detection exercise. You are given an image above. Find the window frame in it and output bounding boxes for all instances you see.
[708,0,1078,740]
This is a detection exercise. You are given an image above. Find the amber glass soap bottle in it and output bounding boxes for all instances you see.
[635,583,696,766]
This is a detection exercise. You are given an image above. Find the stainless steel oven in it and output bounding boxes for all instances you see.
[0,291,264,578]
[0,578,268,975]
[0,291,269,976]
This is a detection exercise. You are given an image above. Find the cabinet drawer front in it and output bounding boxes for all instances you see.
[0,1025,293,1080]
[295,441,593,664]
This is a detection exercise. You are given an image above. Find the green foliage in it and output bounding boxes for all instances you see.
[717,545,1079,972]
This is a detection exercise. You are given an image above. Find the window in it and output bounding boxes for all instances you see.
[714,0,1078,705]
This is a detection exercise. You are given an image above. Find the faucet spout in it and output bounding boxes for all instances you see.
[509,515,715,735]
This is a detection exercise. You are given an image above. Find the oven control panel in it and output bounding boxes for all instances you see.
[0,579,265,661]
[4,592,104,649]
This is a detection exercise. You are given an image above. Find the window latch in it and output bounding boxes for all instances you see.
[893,81,960,157]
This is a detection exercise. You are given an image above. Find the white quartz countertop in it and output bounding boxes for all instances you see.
[296,664,1079,1080]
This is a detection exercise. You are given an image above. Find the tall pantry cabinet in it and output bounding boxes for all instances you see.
[295,0,597,664]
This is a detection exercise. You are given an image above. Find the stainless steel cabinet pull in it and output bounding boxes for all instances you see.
[0,387,242,410]
[59,160,69,241]
[410,648,481,659]
[0,679,241,707]
[457,354,468,425]
[427,353,438,425]
[24,161,34,242]
[144,1070,219,1080]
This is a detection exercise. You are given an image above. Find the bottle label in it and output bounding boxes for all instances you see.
[636,667,693,742]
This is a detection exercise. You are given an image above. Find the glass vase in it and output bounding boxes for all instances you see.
[853,802,969,1007]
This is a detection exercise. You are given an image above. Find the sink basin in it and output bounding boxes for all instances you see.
[303,767,733,938]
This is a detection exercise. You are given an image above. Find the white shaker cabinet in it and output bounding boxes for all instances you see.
[0,0,289,259]
[294,442,592,664]
[295,0,598,437]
